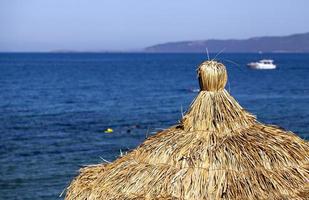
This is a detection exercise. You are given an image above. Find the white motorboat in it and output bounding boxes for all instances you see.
[247,59,276,69]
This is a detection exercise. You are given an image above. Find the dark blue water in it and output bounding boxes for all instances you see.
[0,53,308,199]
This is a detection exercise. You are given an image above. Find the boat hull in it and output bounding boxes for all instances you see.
[247,63,276,70]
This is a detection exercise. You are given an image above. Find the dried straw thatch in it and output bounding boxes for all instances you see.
[65,61,309,200]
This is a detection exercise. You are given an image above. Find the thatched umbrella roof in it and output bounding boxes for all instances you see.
[65,61,309,200]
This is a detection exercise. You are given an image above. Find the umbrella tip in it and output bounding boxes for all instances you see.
[197,60,227,91]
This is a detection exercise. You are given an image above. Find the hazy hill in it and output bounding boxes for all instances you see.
[145,32,309,53]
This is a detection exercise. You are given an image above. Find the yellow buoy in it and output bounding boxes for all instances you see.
[104,128,113,133]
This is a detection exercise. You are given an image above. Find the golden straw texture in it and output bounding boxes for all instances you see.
[65,61,309,200]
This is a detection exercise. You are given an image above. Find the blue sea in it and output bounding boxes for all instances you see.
[0,53,308,199]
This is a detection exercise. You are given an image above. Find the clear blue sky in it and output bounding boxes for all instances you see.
[1,0,309,52]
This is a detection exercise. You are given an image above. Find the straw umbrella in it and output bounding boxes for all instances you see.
[65,60,309,199]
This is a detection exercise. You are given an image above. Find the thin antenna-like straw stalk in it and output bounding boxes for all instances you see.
[206,48,210,60]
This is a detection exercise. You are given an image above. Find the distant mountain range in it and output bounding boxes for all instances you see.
[145,32,309,53]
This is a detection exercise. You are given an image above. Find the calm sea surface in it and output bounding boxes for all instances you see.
[0,53,308,199]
